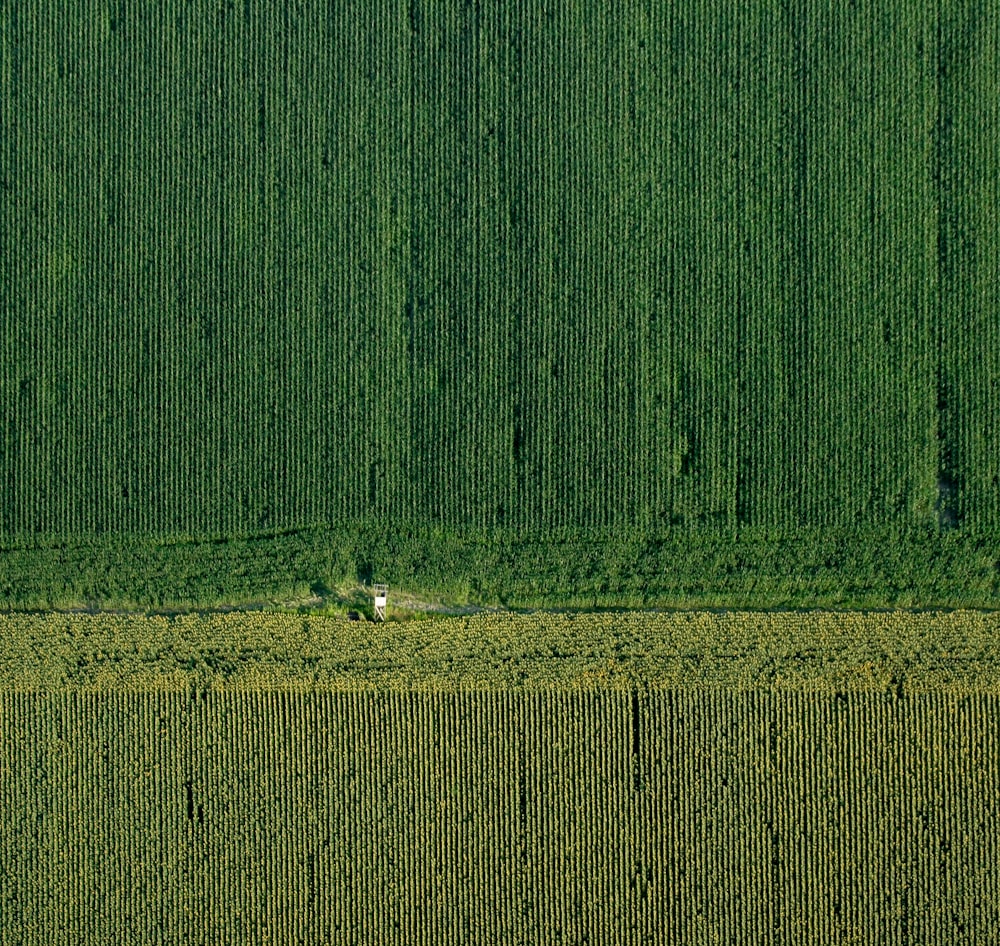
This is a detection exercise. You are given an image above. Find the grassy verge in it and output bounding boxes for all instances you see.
[0,522,997,611]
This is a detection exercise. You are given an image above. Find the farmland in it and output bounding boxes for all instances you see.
[3,609,1000,693]
[0,611,998,942]
[3,2,1000,941]
[1,0,999,607]
[2,689,996,944]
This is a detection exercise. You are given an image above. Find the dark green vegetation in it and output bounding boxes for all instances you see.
[2,687,997,943]
[1,1,999,607]
[2,523,1000,610]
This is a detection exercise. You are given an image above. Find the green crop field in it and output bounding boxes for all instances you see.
[4,609,1000,693]
[3,688,997,944]
[1,0,999,607]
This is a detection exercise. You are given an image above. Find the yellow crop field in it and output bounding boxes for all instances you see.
[0,612,998,941]
[1,685,996,943]
[1,609,999,693]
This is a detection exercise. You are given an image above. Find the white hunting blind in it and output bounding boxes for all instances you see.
[372,583,388,622]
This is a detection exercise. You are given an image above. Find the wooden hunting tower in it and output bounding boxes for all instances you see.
[372,583,388,622]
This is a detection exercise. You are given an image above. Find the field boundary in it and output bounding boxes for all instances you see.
[0,523,998,612]
[2,609,1000,694]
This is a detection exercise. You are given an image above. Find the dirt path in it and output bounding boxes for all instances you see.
[43,584,502,620]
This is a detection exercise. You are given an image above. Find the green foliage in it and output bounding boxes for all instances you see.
[0,1,998,603]
[0,524,997,611]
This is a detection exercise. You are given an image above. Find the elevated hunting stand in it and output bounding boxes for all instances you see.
[372,583,388,622]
